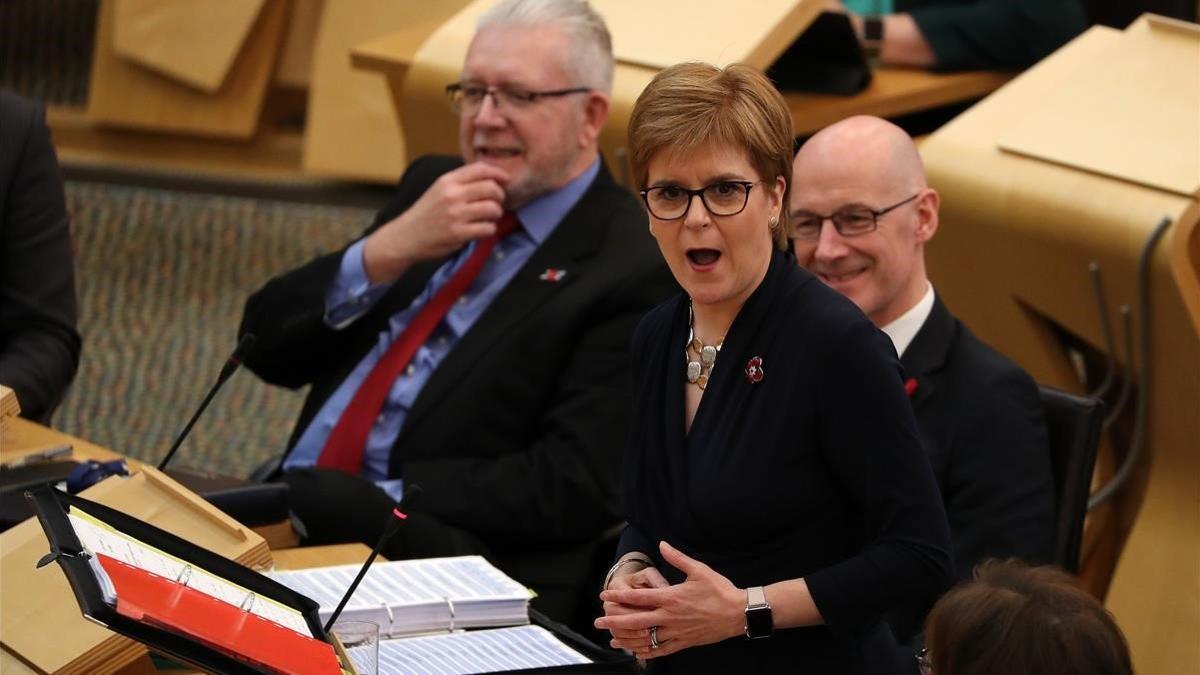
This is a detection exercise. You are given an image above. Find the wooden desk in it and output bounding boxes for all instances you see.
[1,419,274,674]
[272,543,374,570]
[1,417,298,548]
[0,419,358,675]
[2,416,130,466]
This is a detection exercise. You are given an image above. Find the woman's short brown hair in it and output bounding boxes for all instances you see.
[924,560,1133,675]
[627,62,794,249]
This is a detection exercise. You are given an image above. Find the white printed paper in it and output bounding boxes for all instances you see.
[269,556,532,637]
[349,625,591,675]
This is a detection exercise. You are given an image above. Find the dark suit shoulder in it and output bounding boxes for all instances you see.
[944,318,1040,401]
[588,180,656,257]
[632,294,684,358]
[0,91,42,178]
[792,273,868,326]
[402,155,464,187]
[0,90,40,131]
[933,308,1049,483]
[574,162,644,230]
[776,260,882,353]
[597,229,671,299]
[568,165,676,311]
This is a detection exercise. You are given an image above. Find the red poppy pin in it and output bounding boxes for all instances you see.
[904,377,918,397]
[745,356,764,384]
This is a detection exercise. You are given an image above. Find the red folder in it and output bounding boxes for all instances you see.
[96,554,344,675]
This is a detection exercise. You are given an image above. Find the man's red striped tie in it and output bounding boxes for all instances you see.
[315,212,519,474]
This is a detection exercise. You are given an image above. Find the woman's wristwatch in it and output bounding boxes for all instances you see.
[861,15,884,59]
[603,554,653,590]
[744,586,774,639]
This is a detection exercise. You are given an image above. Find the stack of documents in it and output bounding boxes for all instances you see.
[348,625,592,674]
[269,556,534,637]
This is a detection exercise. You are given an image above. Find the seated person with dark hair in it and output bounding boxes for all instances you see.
[790,115,1056,651]
[239,0,674,623]
[836,0,1088,71]
[922,559,1133,675]
[0,90,81,423]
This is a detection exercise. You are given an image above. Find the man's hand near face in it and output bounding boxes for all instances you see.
[362,162,511,285]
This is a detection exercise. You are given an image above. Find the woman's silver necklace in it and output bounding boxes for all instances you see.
[686,301,723,390]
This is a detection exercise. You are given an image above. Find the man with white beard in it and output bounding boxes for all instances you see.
[240,0,673,624]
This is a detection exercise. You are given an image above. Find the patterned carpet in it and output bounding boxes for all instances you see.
[55,181,372,476]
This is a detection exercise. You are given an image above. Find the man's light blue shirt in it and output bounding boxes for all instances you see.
[284,158,601,502]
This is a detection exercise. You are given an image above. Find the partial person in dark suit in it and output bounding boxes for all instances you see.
[790,115,1055,652]
[239,0,674,622]
[837,0,1088,71]
[595,64,951,674]
[0,90,81,423]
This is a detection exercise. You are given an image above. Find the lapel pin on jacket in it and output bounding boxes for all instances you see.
[539,268,568,282]
[904,377,918,397]
[745,356,764,384]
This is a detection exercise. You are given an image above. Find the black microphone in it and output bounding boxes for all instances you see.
[324,484,422,633]
[156,333,256,471]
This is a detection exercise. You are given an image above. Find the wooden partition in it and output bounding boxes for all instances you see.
[87,0,288,139]
[302,0,470,182]
[919,16,1200,674]
[352,0,1012,186]
[62,0,1013,183]
[275,0,324,89]
[110,0,266,93]
[354,0,826,183]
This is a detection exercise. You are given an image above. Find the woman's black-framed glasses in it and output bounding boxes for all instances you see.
[790,192,920,241]
[915,646,932,675]
[446,82,591,115]
[640,181,760,221]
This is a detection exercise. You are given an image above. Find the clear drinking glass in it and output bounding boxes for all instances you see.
[332,620,379,675]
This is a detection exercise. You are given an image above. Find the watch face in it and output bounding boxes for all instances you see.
[864,16,884,42]
[745,605,774,639]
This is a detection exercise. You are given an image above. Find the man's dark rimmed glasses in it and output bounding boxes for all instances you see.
[640,181,761,220]
[446,82,591,115]
[790,192,920,241]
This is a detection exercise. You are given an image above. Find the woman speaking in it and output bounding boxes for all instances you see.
[594,63,953,673]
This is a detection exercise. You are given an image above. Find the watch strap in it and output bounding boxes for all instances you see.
[747,585,767,607]
[862,15,884,59]
[744,585,774,639]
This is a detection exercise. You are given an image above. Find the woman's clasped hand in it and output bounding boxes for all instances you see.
[597,541,745,659]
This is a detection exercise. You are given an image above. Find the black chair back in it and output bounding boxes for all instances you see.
[1039,386,1104,574]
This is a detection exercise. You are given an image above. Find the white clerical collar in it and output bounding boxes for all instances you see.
[881,282,935,358]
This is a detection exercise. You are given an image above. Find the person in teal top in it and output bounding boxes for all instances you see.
[837,0,1088,71]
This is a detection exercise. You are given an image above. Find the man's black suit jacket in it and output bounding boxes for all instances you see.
[0,91,80,422]
[889,293,1055,643]
[240,155,675,618]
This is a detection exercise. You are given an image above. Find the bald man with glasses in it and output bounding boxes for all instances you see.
[789,116,1055,655]
[239,0,673,624]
